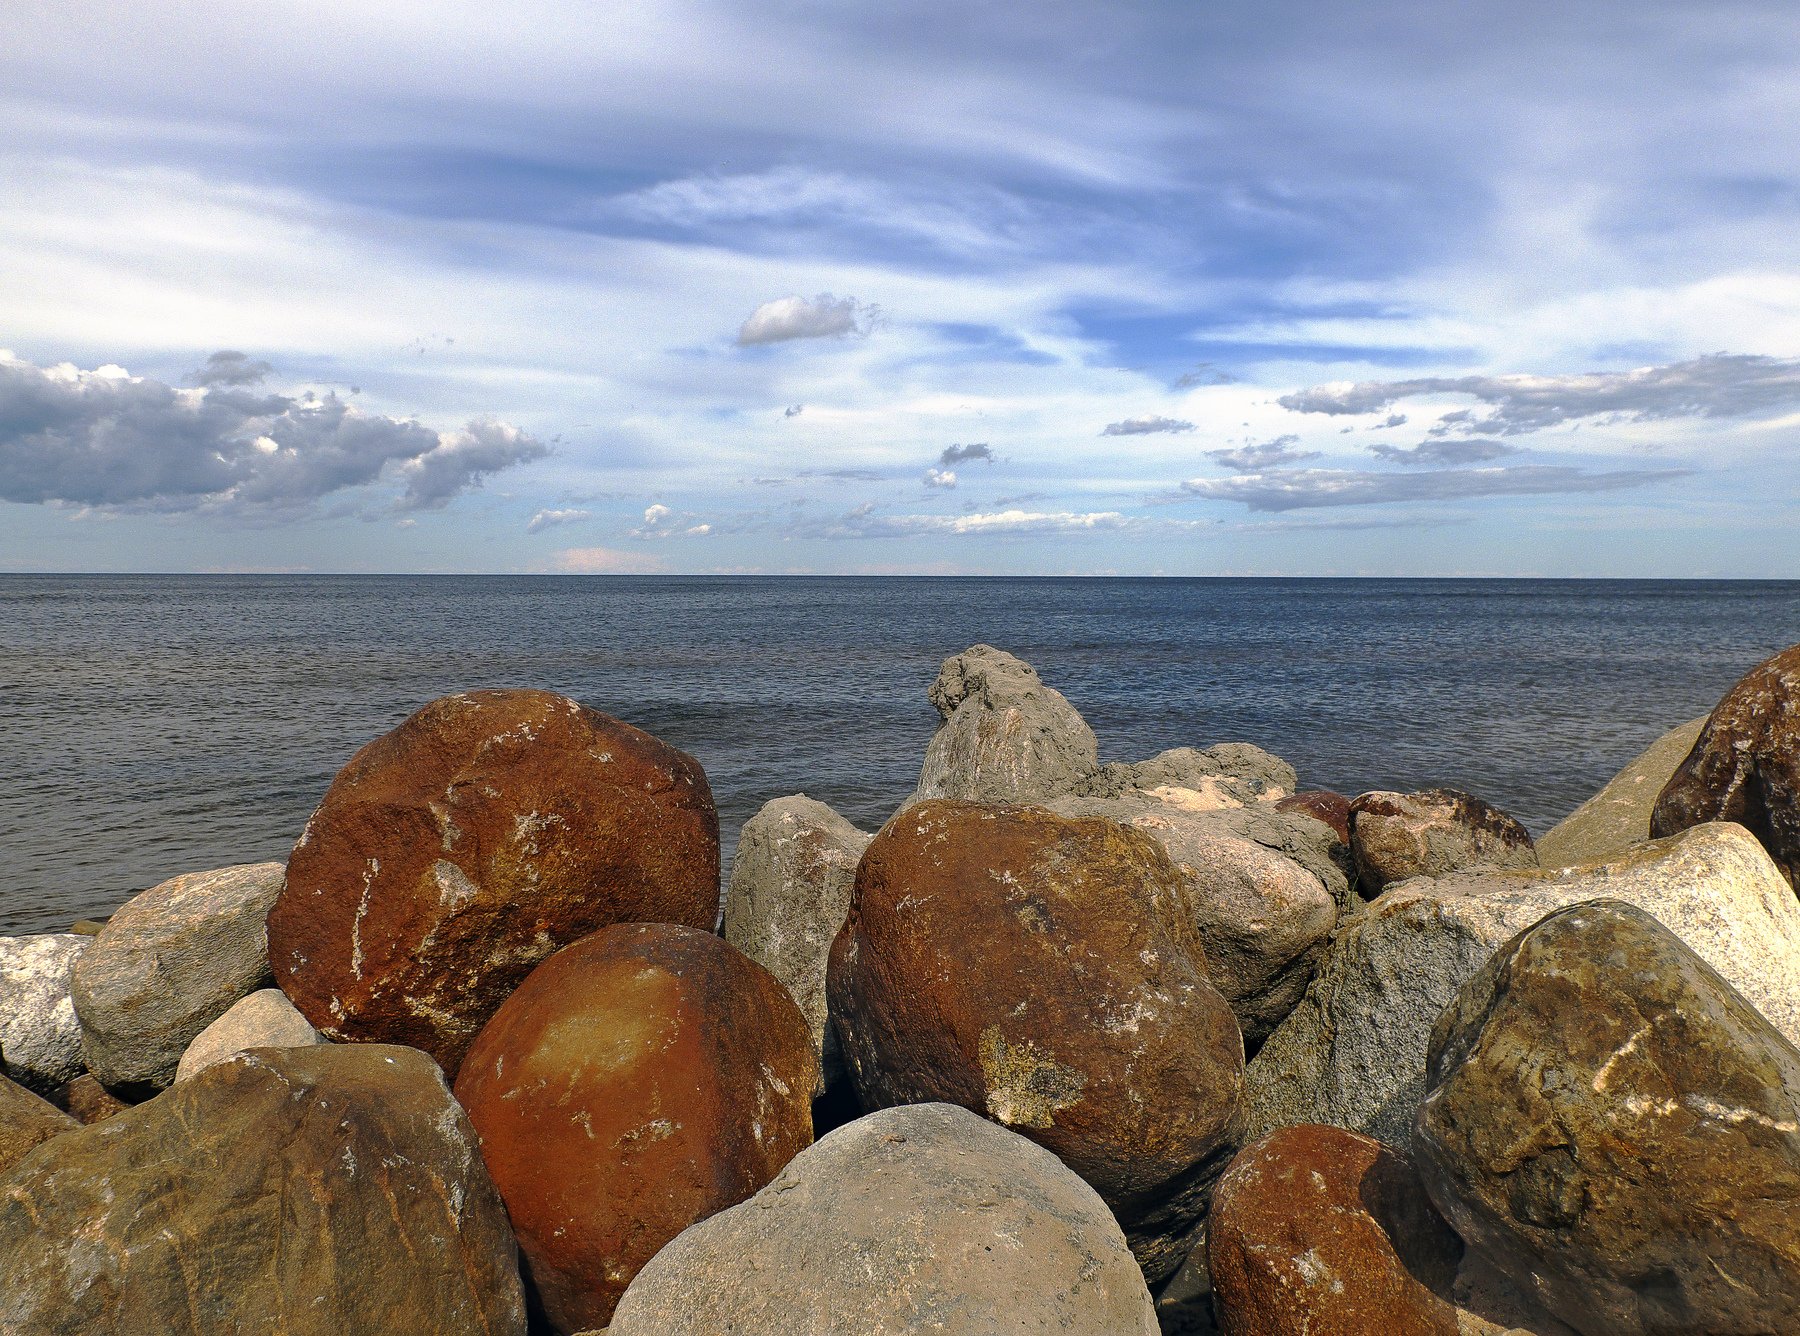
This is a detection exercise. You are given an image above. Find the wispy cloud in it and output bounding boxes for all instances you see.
[526,507,591,532]
[1102,414,1195,436]
[1180,465,1691,511]
[0,350,544,514]
[1206,435,1321,472]
[938,442,993,466]
[1279,355,1800,435]
[737,294,880,345]
[1367,438,1520,466]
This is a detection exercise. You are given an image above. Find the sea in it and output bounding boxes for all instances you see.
[4,575,1799,935]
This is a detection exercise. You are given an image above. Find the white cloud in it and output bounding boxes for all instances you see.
[1102,414,1195,436]
[923,467,956,488]
[737,293,880,345]
[526,506,590,532]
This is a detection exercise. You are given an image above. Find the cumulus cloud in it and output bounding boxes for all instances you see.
[938,442,993,466]
[1368,438,1520,466]
[189,350,274,387]
[1179,465,1689,511]
[526,507,591,532]
[1102,414,1195,436]
[0,351,545,515]
[923,467,957,488]
[629,502,713,538]
[736,294,879,345]
[1278,354,1800,436]
[1206,435,1322,472]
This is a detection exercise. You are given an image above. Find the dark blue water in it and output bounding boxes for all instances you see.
[4,575,1798,934]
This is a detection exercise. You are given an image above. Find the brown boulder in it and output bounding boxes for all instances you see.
[454,923,814,1333]
[270,689,718,1074]
[827,799,1245,1282]
[0,1044,525,1336]
[53,1073,129,1123]
[1652,642,1800,887]
[0,1072,77,1177]
[1208,1124,1462,1336]
[1276,788,1352,843]
[1350,788,1536,895]
[1415,899,1800,1336]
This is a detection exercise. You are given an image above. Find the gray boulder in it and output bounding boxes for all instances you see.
[0,1044,526,1336]
[1537,717,1707,867]
[1074,742,1296,809]
[72,862,285,1092]
[913,644,1098,804]
[0,934,89,1093]
[1244,822,1800,1152]
[174,988,320,1083]
[1416,900,1800,1336]
[723,795,872,1093]
[1349,788,1537,895]
[607,1102,1158,1335]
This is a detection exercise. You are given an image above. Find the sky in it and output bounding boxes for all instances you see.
[3,0,1800,576]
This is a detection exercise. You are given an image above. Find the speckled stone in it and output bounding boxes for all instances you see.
[0,933,89,1094]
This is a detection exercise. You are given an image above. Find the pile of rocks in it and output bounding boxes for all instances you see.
[3,642,1799,1335]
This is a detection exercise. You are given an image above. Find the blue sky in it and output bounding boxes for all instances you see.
[3,0,1799,575]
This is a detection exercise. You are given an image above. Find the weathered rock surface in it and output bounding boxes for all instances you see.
[607,1102,1159,1336]
[913,644,1098,804]
[72,862,283,1093]
[455,923,813,1333]
[827,799,1244,1282]
[723,794,872,1093]
[1208,1124,1462,1336]
[1245,822,1800,1152]
[54,1073,129,1124]
[1074,742,1297,810]
[269,689,720,1074]
[1276,788,1353,844]
[1416,900,1800,1336]
[0,933,88,1093]
[174,987,320,1083]
[1653,642,1800,887]
[1350,789,1537,895]
[1051,794,1337,1047]
[0,1043,525,1336]
[1537,717,1706,867]
[0,1072,77,1177]
[1451,1252,1577,1336]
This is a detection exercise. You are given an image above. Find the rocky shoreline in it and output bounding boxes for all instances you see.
[3,640,1799,1333]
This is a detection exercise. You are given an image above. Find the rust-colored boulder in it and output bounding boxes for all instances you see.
[1276,789,1352,844]
[827,799,1245,1283]
[454,923,814,1334]
[1349,788,1536,895]
[1653,642,1800,887]
[270,689,719,1074]
[1208,1124,1462,1336]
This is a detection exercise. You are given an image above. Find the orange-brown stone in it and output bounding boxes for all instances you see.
[1653,641,1800,888]
[454,923,814,1334]
[269,689,718,1074]
[1208,1124,1462,1336]
[826,799,1244,1283]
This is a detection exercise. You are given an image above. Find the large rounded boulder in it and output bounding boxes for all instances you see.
[1414,899,1800,1336]
[608,1103,1159,1335]
[1349,788,1536,894]
[827,799,1245,1282]
[1653,641,1800,887]
[269,689,718,1074]
[454,922,814,1334]
[0,1044,525,1336]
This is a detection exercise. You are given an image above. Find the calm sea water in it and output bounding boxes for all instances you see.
[3,575,1798,935]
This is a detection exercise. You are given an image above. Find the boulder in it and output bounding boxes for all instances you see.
[827,799,1244,1282]
[1451,1252,1578,1336]
[913,644,1098,804]
[454,923,813,1333]
[722,795,872,1093]
[1415,900,1800,1336]
[607,1102,1158,1336]
[0,1072,77,1177]
[1537,717,1706,867]
[1074,742,1297,810]
[174,987,320,1083]
[1208,1124,1463,1336]
[1050,794,1338,1047]
[269,689,719,1075]
[1653,642,1800,887]
[1276,788,1353,844]
[0,1043,525,1336]
[54,1074,129,1124]
[1350,789,1536,895]
[1245,822,1800,1152]
[0,933,88,1093]
[71,862,283,1094]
